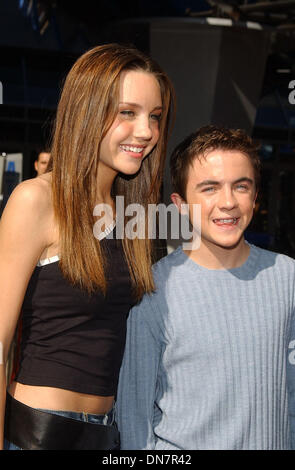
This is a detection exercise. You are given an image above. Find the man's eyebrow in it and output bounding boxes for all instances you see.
[233,177,254,185]
[195,177,254,189]
[195,180,219,189]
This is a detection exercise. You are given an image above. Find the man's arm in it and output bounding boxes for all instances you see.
[287,306,295,449]
[116,295,162,450]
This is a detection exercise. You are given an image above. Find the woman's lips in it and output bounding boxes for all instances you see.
[119,144,145,158]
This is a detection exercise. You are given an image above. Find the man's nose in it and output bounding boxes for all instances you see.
[217,187,237,210]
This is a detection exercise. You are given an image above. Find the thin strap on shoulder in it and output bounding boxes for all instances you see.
[37,221,116,266]
[37,255,60,267]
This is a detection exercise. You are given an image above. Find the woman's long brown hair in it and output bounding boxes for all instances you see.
[49,43,175,301]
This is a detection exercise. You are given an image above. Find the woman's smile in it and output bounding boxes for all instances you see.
[98,70,162,177]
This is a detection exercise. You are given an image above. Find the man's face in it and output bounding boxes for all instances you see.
[175,149,257,252]
[35,152,50,176]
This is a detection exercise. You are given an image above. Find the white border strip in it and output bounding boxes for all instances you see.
[97,220,116,241]
[37,221,116,266]
[37,255,60,266]
[246,21,262,30]
[207,18,233,27]
[206,17,262,30]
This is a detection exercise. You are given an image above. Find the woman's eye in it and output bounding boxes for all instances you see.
[120,110,134,117]
[150,113,162,122]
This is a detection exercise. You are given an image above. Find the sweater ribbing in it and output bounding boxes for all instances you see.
[117,244,295,449]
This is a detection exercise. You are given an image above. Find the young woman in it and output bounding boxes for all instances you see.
[0,43,174,450]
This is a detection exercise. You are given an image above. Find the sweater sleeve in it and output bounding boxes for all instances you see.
[287,304,295,450]
[116,294,162,450]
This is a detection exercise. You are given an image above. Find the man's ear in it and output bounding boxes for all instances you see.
[171,193,186,214]
[34,161,38,172]
[253,190,258,208]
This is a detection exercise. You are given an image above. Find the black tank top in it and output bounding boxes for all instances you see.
[15,229,135,396]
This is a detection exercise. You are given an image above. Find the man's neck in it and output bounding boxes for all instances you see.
[184,238,250,270]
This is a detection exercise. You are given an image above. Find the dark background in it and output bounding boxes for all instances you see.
[0,0,295,256]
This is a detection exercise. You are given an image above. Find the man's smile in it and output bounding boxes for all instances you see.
[212,217,240,227]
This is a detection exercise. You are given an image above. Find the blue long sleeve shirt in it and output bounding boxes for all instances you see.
[117,244,295,450]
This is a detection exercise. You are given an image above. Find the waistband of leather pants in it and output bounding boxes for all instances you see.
[4,392,120,450]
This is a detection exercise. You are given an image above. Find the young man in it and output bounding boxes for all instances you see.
[117,125,295,450]
[34,149,50,176]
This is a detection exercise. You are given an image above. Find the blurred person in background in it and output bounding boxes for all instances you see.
[34,149,51,177]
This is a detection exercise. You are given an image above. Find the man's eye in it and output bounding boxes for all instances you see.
[203,187,215,193]
[236,184,249,191]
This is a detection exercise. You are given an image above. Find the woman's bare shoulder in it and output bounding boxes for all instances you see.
[5,173,53,214]
[0,174,55,249]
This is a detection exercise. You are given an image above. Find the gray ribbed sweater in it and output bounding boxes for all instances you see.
[117,244,295,450]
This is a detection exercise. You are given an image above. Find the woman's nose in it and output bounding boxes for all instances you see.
[133,116,153,141]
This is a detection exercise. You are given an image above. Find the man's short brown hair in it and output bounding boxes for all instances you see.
[170,125,261,199]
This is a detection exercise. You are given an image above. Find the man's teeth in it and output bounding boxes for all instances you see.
[215,218,237,224]
[120,145,143,153]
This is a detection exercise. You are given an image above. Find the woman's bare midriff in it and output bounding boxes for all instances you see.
[8,381,114,414]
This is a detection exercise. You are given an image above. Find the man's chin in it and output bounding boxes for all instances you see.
[207,235,245,251]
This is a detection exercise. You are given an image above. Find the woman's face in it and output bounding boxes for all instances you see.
[98,69,162,177]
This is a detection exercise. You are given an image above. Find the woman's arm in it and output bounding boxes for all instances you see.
[0,179,51,449]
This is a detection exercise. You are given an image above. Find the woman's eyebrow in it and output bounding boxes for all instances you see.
[119,102,163,110]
